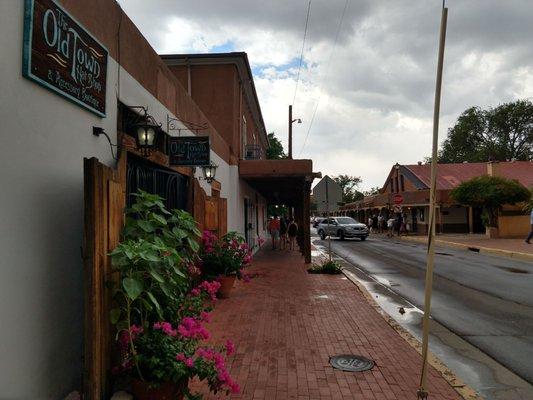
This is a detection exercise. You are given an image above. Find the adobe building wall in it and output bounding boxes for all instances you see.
[0,1,262,398]
[188,64,238,154]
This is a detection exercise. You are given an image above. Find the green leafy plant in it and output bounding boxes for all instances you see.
[450,175,531,227]
[109,191,240,396]
[308,260,343,274]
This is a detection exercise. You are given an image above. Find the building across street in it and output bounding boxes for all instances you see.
[338,160,533,238]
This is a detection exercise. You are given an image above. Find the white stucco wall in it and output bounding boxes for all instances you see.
[0,2,239,399]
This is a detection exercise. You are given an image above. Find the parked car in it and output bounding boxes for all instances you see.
[312,217,325,228]
[317,217,369,241]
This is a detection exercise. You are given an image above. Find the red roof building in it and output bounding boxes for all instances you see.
[339,161,532,237]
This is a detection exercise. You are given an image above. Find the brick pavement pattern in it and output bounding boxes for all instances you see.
[191,249,461,400]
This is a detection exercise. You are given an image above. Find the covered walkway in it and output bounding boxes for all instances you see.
[191,248,461,399]
[239,159,319,263]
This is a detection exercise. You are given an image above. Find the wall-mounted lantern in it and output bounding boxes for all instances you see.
[132,113,161,157]
[201,162,218,184]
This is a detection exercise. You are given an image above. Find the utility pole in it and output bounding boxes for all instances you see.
[288,105,301,160]
[288,105,293,159]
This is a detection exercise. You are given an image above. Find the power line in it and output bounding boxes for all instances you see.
[298,0,349,156]
[292,0,312,107]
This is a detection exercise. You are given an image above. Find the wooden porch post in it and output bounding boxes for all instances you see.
[303,179,312,263]
[468,206,474,234]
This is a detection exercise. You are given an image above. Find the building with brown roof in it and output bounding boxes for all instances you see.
[339,161,532,238]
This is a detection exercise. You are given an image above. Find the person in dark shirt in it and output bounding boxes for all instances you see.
[287,218,298,250]
[279,216,288,250]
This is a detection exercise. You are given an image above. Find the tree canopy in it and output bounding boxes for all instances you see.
[450,175,530,227]
[333,175,364,204]
[439,100,533,163]
[363,186,381,196]
[266,132,286,159]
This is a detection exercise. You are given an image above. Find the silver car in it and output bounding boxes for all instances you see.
[317,217,369,241]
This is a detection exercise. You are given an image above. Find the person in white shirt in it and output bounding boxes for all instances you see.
[387,216,395,238]
[526,209,533,244]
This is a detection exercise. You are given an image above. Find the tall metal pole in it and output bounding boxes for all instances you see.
[325,178,332,261]
[288,105,293,159]
[418,4,448,399]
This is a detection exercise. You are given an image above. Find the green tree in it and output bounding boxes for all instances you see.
[450,176,531,227]
[333,175,363,204]
[439,100,533,163]
[363,186,381,196]
[266,132,286,159]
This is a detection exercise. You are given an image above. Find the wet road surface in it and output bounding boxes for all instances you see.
[313,233,533,399]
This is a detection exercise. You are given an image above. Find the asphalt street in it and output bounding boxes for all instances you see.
[316,233,533,384]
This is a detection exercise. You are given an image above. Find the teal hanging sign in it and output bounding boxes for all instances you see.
[22,0,108,116]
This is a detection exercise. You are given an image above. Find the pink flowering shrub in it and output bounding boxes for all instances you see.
[109,191,239,397]
[200,231,255,280]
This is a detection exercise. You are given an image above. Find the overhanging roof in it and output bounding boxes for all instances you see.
[239,159,321,204]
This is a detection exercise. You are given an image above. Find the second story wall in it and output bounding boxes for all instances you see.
[166,58,267,163]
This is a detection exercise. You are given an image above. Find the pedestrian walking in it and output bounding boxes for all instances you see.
[288,218,299,250]
[268,215,280,250]
[387,216,395,237]
[372,214,379,234]
[396,213,403,236]
[377,213,384,234]
[526,208,533,244]
[367,216,373,233]
[280,216,288,250]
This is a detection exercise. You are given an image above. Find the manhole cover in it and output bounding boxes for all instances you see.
[329,354,374,372]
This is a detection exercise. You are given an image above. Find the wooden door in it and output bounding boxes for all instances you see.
[82,157,125,400]
[204,196,228,237]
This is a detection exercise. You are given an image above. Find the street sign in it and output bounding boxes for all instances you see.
[393,193,404,205]
[313,176,342,213]
[168,136,210,166]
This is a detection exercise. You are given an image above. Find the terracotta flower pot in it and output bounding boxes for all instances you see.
[131,379,187,400]
[218,275,236,299]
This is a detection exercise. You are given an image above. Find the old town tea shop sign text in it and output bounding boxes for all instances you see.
[168,136,211,166]
[23,0,108,116]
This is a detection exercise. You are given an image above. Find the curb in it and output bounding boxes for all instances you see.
[398,235,533,263]
[311,247,482,400]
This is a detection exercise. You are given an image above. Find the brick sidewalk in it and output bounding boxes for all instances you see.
[191,249,461,400]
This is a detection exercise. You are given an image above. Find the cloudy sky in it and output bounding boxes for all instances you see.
[118,0,533,190]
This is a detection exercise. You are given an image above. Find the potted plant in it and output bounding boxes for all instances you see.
[109,191,239,399]
[199,231,253,298]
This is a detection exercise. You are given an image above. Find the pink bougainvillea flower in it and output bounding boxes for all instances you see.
[176,353,195,368]
[177,317,210,340]
[241,271,252,283]
[153,321,177,337]
[118,325,143,350]
[200,311,211,323]
[225,339,235,356]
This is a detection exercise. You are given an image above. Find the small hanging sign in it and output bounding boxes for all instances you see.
[168,136,211,166]
[22,0,108,116]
